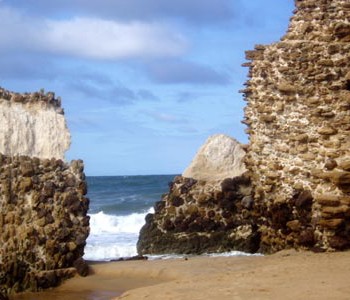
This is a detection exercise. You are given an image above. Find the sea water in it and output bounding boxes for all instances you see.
[84,175,175,261]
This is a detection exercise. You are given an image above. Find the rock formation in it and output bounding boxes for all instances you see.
[183,134,247,182]
[0,87,89,297]
[137,135,258,255]
[0,87,70,160]
[242,0,350,252]
[139,0,350,256]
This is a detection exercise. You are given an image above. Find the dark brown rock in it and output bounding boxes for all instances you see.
[65,175,76,187]
[170,196,184,207]
[328,236,349,250]
[0,154,89,297]
[73,258,89,277]
[42,181,56,197]
[221,178,234,192]
[78,181,88,195]
[36,271,58,289]
[331,172,350,192]
[333,22,350,41]
[295,191,313,208]
[137,175,255,255]
[298,229,315,247]
[112,255,148,262]
[0,292,8,300]
[324,159,337,170]
[20,161,34,177]
[62,192,79,207]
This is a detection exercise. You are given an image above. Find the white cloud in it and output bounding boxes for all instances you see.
[0,6,188,59]
[44,18,188,59]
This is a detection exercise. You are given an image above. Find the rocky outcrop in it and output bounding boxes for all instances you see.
[242,0,350,253]
[0,88,89,297]
[139,1,350,256]
[0,87,70,160]
[183,134,247,182]
[137,135,258,255]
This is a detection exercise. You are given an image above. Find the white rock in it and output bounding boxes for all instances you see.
[0,99,71,160]
[182,134,247,182]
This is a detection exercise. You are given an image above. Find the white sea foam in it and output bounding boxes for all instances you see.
[147,251,262,261]
[206,251,263,257]
[84,208,153,261]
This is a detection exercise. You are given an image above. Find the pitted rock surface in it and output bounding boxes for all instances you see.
[0,88,89,297]
[243,0,350,253]
[137,136,256,255]
[139,0,350,256]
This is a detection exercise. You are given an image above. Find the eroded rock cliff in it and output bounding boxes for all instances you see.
[0,88,89,297]
[0,88,70,160]
[242,0,350,252]
[137,135,258,255]
[139,0,350,256]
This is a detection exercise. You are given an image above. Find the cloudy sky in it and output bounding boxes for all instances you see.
[0,0,294,176]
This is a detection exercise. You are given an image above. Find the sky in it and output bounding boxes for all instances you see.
[0,0,295,176]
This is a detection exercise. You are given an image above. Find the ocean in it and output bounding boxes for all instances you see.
[84,175,176,261]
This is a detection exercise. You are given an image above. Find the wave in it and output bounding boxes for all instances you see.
[85,240,139,261]
[147,251,262,260]
[84,208,153,261]
[89,208,154,235]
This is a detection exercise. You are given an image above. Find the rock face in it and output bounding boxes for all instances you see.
[139,1,350,256]
[137,135,258,255]
[242,0,350,253]
[0,88,89,297]
[0,88,70,160]
[182,134,247,182]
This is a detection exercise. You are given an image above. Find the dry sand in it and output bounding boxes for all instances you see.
[12,250,350,300]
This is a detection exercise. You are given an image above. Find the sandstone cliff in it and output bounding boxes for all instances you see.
[0,87,89,297]
[137,135,258,255]
[242,0,350,252]
[0,88,70,160]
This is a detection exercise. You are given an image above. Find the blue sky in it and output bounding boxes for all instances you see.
[0,0,294,175]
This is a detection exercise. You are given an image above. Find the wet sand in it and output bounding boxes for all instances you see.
[11,250,350,300]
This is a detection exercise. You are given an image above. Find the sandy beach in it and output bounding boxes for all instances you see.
[11,250,350,300]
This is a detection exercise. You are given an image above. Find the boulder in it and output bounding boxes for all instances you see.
[182,134,246,182]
